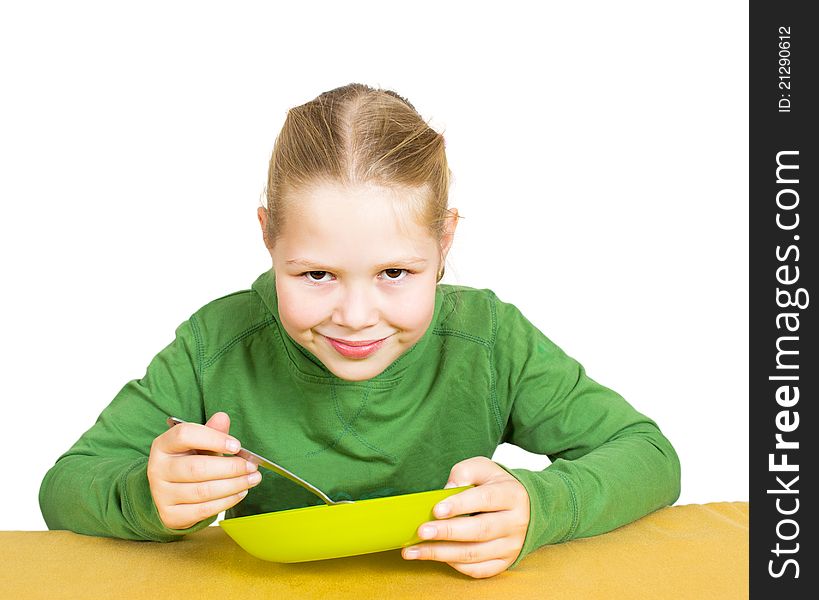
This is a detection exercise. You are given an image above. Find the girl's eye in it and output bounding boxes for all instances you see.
[382,268,408,281]
[302,269,409,283]
[305,271,332,283]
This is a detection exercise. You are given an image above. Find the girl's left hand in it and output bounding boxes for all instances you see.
[402,456,530,579]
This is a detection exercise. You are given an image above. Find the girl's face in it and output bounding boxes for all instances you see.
[259,180,457,382]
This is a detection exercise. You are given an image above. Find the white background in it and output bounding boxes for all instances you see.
[0,1,748,530]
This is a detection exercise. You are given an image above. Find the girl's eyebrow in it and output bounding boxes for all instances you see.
[285,257,428,271]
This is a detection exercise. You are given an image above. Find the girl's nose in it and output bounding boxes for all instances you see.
[331,284,380,330]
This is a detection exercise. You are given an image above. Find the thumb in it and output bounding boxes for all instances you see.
[205,411,231,435]
[445,456,499,488]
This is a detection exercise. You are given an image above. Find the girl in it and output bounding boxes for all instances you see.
[39,82,681,579]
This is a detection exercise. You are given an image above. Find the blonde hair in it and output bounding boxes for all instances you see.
[262,83,458,281]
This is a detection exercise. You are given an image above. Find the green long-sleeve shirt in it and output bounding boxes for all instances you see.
[39,269,680,568]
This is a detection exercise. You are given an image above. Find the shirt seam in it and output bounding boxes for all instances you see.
[553,470,580,542]
[487,296,502,436]
[309,382,399,462]
[189,315,205,397]
[202,316,275,370]
[119,456,158,541]
[431,327,490,347]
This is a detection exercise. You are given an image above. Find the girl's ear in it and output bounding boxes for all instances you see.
[257,207,272,250]
[436,208,459,282]
[439,207,459,258]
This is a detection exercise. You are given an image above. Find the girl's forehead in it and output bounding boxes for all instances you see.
[286,182,430,236]
[289,180,421,211]
[276,181,438,265]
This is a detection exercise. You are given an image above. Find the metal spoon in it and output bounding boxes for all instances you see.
[166,416,353,506]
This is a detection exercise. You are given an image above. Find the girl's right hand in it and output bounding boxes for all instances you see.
[147,412,262,530]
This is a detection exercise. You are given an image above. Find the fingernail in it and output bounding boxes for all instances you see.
[419,525,436,539]
[246,461,258,473]
[238,490,248,499]
[226,438,240,453]
[248,472,262,484]
[405,548,420,559]
[434,502,450,517]
[444,481,457,489]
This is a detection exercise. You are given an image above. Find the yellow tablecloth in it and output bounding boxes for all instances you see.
[0,502,748,599]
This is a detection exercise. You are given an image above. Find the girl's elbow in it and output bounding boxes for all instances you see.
[655,434,682,505]
[38,467,62,530]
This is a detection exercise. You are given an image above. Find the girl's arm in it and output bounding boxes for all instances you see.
[492,299,682,567]
[38,318,214,541]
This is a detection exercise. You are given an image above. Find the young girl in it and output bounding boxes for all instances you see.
[39,82,680,579]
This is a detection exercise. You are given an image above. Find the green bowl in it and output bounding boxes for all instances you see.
[219,486,471,563]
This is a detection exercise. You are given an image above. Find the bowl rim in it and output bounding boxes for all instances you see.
[218,485,472,525]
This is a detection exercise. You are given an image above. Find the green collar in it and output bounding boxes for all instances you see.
[251,269,443,383]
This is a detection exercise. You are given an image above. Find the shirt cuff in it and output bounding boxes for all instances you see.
[496,463,579,570]
[121,457,217,541]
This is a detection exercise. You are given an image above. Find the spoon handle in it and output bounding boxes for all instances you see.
[166,416,348,505]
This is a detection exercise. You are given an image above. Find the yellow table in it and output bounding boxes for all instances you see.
[1,502,748,600]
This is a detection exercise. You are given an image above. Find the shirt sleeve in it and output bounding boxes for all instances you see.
[38,317,216,541]
[491,298,681,569]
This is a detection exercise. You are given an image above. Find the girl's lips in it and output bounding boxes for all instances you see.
[324,335,388,358]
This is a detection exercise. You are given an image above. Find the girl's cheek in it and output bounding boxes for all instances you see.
[393,291,434,328]
[280,302,327,329]
[282,290,336,327]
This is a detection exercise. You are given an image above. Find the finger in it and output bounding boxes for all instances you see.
[160,421,241,455]
[446,456,500,487]
[447,559,510,579]
[417,512,508,543]
[432,481,515,518]
[205,411,231,434]
[170,471,262,505]
[163,489,251,529]
[402,538,508,565]
[166,454,258,483]
[195,412,232,456]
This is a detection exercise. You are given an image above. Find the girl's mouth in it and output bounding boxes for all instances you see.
[324,335,389,359]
